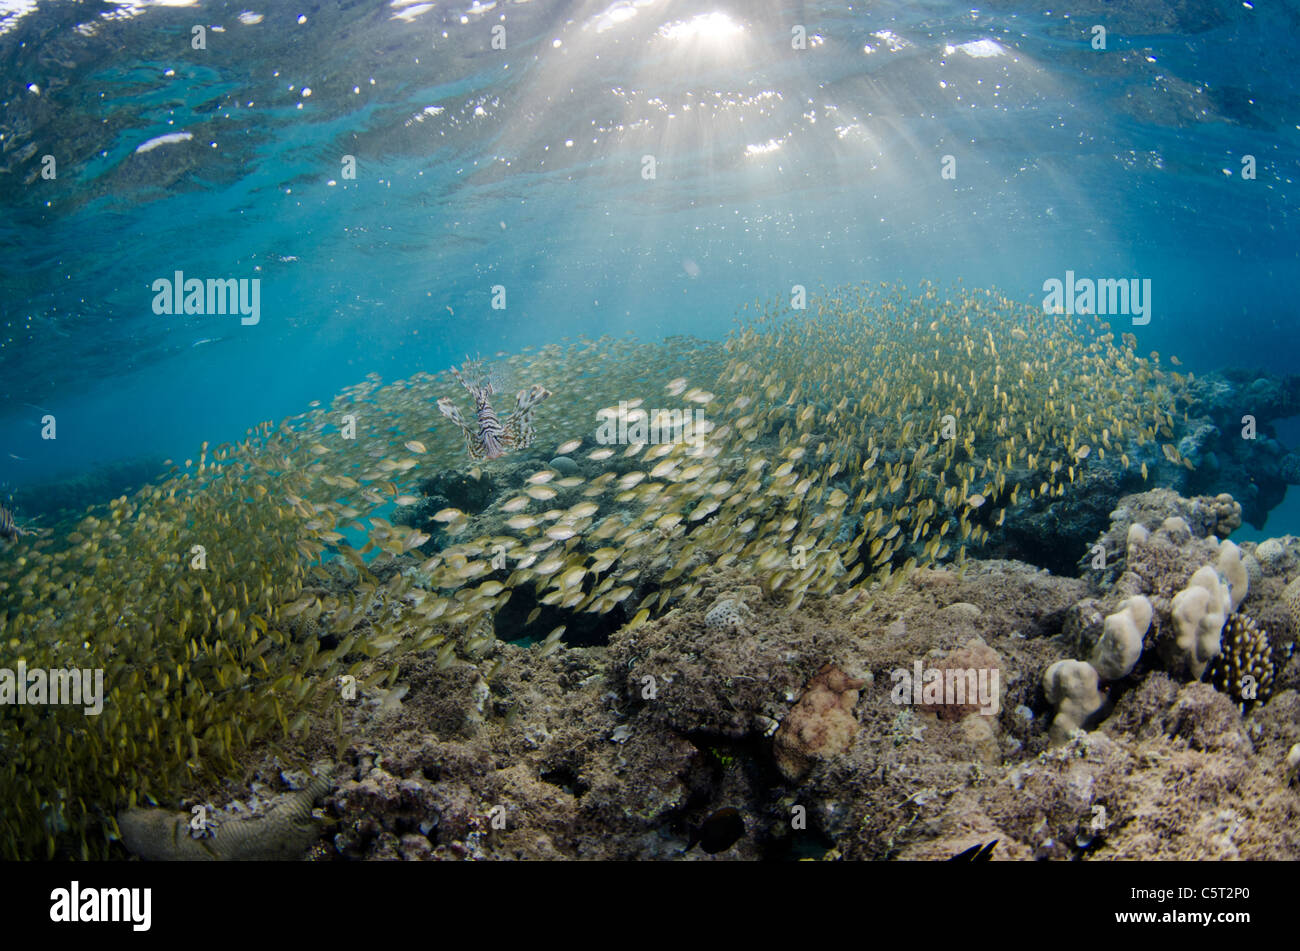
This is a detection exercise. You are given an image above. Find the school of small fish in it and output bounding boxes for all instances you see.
[0,282,1185,858]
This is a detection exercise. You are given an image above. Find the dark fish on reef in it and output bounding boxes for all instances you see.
[685,807,746,855]
[948,840,997,862]
[437,357,550,460]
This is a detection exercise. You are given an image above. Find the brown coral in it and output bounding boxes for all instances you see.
[1283,576,1300,640]
[772,664,865,781]
[933,639,1003,721]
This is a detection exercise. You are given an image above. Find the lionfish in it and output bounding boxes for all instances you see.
[0,503,37,542]
[437,358,551,460]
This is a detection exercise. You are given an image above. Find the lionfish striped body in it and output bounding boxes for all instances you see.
[437,359,551,460]
[0,504,32,541]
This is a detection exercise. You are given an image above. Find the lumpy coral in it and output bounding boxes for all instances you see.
[772,664,865,781]
[1042,659,1104,746]
[1091,596,1151,681]
[1171,565,1233,679]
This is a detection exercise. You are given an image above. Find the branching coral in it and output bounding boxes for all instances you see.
[1206,613,1278,712]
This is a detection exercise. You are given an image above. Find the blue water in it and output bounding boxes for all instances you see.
[2,0,1297,528]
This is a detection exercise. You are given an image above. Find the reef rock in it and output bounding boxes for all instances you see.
[1080,489,1242,586]
[118,767,333,861]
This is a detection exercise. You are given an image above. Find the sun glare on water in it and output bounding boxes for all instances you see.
[656,11,744,44]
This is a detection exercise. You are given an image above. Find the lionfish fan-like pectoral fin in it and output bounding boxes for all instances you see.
[503,385,551,451]
[513,384,551,414]
[438,396,481,456]
[499,426,527,453]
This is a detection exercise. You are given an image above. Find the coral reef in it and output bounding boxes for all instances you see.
[998,369,1300,571]
[773,665,865,781]
[1207,613,1281,711]
[1171,565,1234,678]
[703,595,756,636]
[1180,368,1300,528]
[1077,488,1241,584]
[1042,660,1104,745]
[1090,596,1151,680]
[250,512,1291,861]
[125,529,1300,862]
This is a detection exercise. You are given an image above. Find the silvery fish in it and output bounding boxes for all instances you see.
[437,358,551,460]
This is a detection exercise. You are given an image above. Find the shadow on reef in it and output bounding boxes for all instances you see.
[416,468,503,519]
[1181,368,1300,527]
[7,456,167,522]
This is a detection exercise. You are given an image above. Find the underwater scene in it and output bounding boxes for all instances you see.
[1,0,1299,869]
